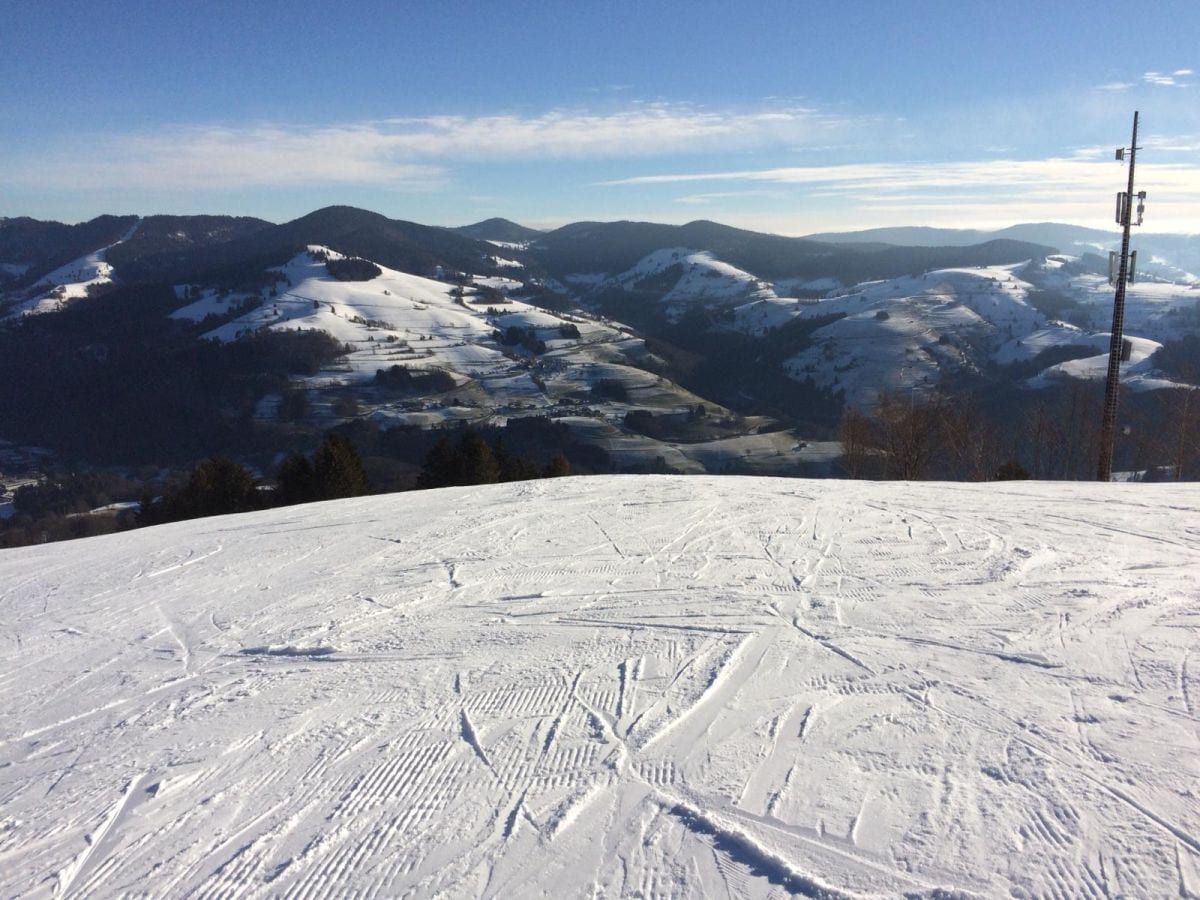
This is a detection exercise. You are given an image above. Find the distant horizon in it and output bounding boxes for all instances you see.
[3,1,1198,235]
[5,206,1193,240]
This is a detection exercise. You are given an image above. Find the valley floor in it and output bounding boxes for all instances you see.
[1,476,1198,897]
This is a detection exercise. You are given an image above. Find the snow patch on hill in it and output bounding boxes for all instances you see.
[199,248,504,382]
[5,221,140,317]
[1027,333,1179,392]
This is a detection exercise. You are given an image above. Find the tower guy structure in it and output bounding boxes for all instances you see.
[1097,111,1145,482]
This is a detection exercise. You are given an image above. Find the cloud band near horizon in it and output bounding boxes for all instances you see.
[4,97,1197,232]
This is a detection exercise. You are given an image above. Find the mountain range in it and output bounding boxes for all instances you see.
[1,207,1198,488]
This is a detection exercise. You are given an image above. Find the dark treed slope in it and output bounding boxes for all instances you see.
[0,210,1073,296]
[452,217,543,243]
[0,215,139,286]
[1,208,520,292]
[114,207,511,286]
[105,215,275,280]
[534,218,1055,282]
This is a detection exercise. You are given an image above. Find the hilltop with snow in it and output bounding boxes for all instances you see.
[1,475,1198,897]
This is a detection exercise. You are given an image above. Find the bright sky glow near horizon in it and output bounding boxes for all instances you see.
[3,0,1199,234]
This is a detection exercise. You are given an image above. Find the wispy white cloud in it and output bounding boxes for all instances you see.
[1095,68,1195,92]
[673,189,784,205]
[607,159,1200,231]
[1143,134,1200,152]
[7,125,448,192]
[1143,69,1195,87]
[603,158,1200,192]
[373,106,855,158]
[4,105,864,192]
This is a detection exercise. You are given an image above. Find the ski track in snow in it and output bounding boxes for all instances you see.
[1,475,1198,898]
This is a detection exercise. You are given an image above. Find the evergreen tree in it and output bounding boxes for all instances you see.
[276,451,317,504]
[994,459,1031,481]
[145,456,260,523]
[312,433,370,499]
[495,437,538,482]
[417,435,462,489]
[182,457,260,518]
[458,430,500,484]
[278,388,309,422]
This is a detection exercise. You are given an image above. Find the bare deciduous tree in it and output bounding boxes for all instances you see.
[838,407,874,478]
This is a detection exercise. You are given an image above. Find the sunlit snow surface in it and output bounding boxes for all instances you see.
[2,476,1199,897]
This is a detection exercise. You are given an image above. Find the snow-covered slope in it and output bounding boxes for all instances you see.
[782,265,1040,405]
[570,245,1200,408]
[2,476,1198,898]
[607,248,785,320]
[170,247,674,423]
[775,261,1199,405]
[166,248,786,465]
[4,221,139,317]
[188,248,505,382]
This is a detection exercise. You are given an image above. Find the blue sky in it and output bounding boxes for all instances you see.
[3,0,1198,233]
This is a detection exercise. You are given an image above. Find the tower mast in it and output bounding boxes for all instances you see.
[1097,111,1144,482]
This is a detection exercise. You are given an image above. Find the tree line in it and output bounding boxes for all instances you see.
[838,383,1200,482]
[2,428,571,548]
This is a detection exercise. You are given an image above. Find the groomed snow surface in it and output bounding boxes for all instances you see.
[2,476,1199,898]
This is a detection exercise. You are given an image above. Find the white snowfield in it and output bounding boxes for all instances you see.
[2,476,1199,898]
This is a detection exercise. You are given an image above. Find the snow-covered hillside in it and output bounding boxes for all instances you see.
[776,265,1038,405]
[566,243,1199,408]
[165,247,812,472]
[170,247,666,421]
[3,221,139,318]
[773,261,1198,406]
[2,476,1198,897]
[179,248,503,382]
[606,248,785,320]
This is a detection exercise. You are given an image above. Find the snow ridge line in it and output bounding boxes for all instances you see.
[616,659,629,720]
[1181,648,1195,717]
[797,705,814,740]
[58,772,145,898]
[791,620,874,673]
[660,798,861,900]
[640,634,756,752]
[888,633,1062,669]
[1100,783,1200,855]
[459,708,493,772]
